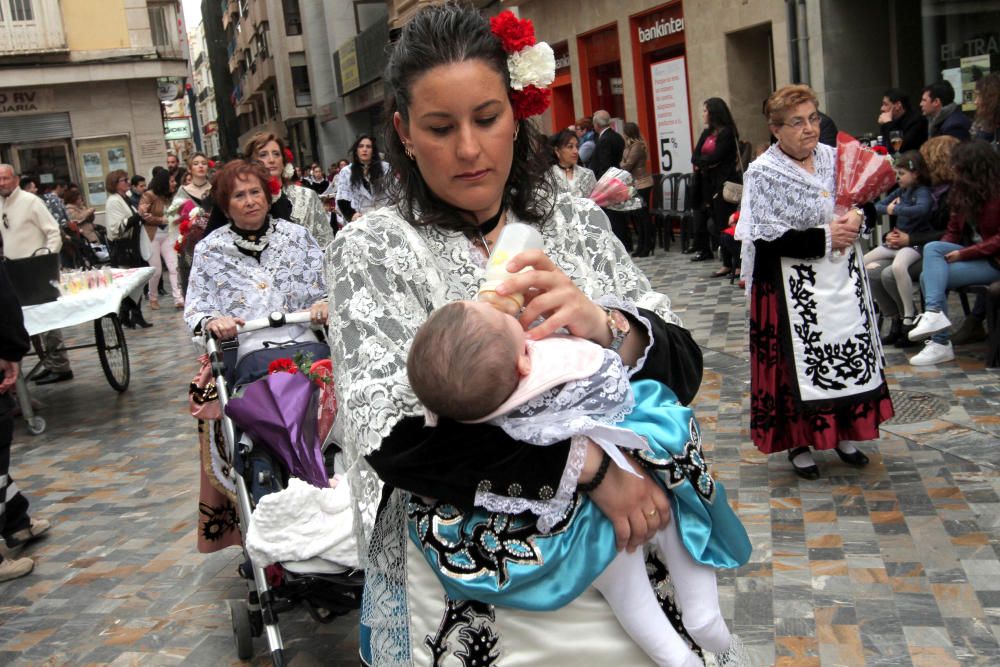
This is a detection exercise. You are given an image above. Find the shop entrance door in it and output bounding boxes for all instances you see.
[12,140,74,185]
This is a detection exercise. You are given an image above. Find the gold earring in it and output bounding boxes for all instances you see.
[404,143,415,160]
[513,126,520,141]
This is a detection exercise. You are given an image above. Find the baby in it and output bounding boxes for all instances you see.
[406,300,751,667]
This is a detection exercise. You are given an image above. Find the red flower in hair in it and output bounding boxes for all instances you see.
[489,11,536,53]
[268,176,282,196]
[268,358,298,375]
[208,159,216,168]
[283,147,294,163]
[510,85,551,121]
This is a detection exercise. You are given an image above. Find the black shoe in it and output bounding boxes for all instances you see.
[894,322,918,348]
[30,369,53,383]
[787,446,820,480]
[34,371,73,385]
[133,313,154,329]
[881,318,902,345]
[835,447,869,466]
[681,247,695,254]
[690,250,713,262]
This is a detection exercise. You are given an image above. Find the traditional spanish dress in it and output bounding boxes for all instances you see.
[334,161,392,221]
[328,193,710,667]
[736,143,894,455]
[548,163,597,198]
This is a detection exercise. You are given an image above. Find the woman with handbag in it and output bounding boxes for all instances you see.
[689,99,740,270]
[104,170,153,329]
[621,122,656,257]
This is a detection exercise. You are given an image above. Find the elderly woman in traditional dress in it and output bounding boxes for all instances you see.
[327,4,749,666]
[736,84,894,480]
[243,132,334,249]
[184,160,328,552]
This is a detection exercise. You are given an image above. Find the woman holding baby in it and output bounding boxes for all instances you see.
[327,5,748,666]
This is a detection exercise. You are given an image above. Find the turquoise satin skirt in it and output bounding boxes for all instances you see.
[407,380,751,611]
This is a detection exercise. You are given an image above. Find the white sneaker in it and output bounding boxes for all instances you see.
[910,340,955,366]
[0,556,34,583]
[908,310,952,340]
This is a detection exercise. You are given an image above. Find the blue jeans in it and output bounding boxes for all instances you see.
[920,241,1000,343]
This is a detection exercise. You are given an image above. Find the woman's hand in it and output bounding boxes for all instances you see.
[581,444,671,552]
[886,229,910,249]
[495,249,608,343]
[945,250,961,263]
[309,301,329,324]
[886,199,898,216]
[206,316,244,340]
[830,212,861,251]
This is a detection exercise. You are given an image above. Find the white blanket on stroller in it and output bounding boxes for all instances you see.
[246,476,359,568]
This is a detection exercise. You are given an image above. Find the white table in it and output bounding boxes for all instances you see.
[17,267,154,435]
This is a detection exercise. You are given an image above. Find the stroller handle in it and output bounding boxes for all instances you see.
[237,310,313,334]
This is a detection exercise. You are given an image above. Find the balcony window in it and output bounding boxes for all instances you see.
[0,0,67,54]
[291,64,311,107]
[7,0,34,22]
[282,0,302,36]
[148,1,182,57]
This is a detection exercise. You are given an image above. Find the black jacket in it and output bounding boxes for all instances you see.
[880,108,928,154]
[818,112,838,147]
[0,264,30,363]
[691,127,738,208]
[590,127,625,181]
[929,104,972,141]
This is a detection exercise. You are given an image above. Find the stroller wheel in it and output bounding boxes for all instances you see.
[229,599,254,660]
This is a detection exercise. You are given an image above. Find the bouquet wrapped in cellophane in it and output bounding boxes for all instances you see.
[834,132,897,216]
[589,167,636,208]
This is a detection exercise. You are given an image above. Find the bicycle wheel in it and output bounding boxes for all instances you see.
[95,314,130,392]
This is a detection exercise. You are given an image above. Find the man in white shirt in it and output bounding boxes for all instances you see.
[0,164,73,384]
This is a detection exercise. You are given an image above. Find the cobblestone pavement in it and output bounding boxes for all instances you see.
[2,246,999,666]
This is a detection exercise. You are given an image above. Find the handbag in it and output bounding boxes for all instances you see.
[189,354,222,420]
[3,248,61,306]
[108,200,146,268]
[721,134,750,205]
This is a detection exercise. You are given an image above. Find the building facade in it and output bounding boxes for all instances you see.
[190,20,220,159]
[0,0,187,212]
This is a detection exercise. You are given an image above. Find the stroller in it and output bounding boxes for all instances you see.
[201,311,364,667]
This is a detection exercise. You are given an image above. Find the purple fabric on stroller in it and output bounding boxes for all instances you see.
[225,371,329,489]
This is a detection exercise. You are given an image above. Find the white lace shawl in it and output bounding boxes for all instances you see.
[284,184,334,250]
[735,143,837,293]
[334,162,393,217]
[183,218,327,332]
[549,164,597,199]
[326,195,680,665]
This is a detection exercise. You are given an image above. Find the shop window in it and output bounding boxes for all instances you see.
[282,0,302,36]
[74,136,133,209]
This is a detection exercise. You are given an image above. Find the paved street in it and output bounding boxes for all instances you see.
[2,245,999,666]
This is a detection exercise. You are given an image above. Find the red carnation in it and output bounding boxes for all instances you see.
[178,219,192,236]
[173,239,183,253]
[283,147,294,163]
[309,358,333,386]
[510,85,551,121]
[871,145,889,155]
[268,358,298,375]
[268,176,282,196]
[489,11,535,53]
[208,159,216,168]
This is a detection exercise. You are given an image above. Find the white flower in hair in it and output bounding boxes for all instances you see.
[282,162,295,180]
[507,42,555,91]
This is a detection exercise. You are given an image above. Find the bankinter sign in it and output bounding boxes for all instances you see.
[637,17,684,44]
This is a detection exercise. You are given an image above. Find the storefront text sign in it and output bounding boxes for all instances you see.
[638,17,684,44]
[0,89,54,115]
[650,57,692,173]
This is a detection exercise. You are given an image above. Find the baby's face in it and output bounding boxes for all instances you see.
[465,300,526,349]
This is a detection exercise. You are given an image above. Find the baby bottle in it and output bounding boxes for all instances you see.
[477,222,543,311]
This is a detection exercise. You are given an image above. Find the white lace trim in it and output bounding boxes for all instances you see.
[474,489,571,532]
[284,184,333,250]
[335,162,393,217]
[548,165,597,199]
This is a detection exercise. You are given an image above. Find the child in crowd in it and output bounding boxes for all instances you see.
[406,300,752,667]
[863,151,934,328]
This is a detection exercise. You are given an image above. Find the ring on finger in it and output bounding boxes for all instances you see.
[646,508,658,518]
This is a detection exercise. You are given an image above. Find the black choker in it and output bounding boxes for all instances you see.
[778,145,812,163]
[478,206,504,236]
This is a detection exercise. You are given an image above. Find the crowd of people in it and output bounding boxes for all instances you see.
[0,6,998,667]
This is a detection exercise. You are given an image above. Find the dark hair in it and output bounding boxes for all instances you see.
[212,160,273,216]
[705,97,736,132]
[348,134,386,191]
[173,167,188,189]
[130,174,146,187]
[148,169,172,199]
[948,140,1000,219]
[975,72,1000,132]
[922,80,955,106]
[104,170,128,194]
[19,175,39,190]
[407,301,520,421]
[623,121,643,142]
[383,1,553,236]
[894,151,931,187]
[550,129,578,165]
[883,88,911,112]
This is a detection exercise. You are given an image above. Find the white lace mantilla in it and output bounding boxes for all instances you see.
[734,142,837,293]
[184,218,327,332]
[284,184,334,250]
[334,162,393,217]
[326,193,681,666]
[549,164,597,199]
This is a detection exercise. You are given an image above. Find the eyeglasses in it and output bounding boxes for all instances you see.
[781,114,822,130]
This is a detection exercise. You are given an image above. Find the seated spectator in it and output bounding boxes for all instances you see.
[908,141,1000,365]
[878,88,928,154]
[920,80,972,141]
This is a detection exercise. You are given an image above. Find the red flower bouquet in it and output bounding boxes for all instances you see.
[589,167,635,208]
[309,359,337,444]
[834,132,897,216]
[268,358,299,375]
